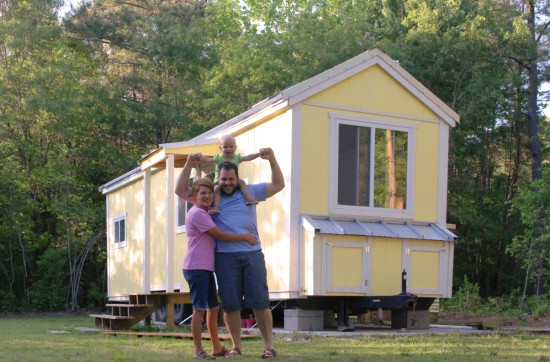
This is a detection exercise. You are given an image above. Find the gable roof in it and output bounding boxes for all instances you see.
[160,47,459,152]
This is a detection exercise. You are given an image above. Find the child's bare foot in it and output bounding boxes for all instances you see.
[245,198,259,205]
[208,206,220,215]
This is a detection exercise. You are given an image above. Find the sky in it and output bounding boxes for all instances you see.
[59,0,88,18]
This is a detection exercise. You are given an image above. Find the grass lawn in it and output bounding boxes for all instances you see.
[0,314,548,361]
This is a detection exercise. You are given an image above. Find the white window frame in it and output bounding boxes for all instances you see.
[113,214,127,249]
[328,113,416,219]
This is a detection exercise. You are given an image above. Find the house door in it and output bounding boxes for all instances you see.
[322,237,371,294]
[403,240,448,295]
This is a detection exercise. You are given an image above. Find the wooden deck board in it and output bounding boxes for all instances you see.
[102,331,259,340]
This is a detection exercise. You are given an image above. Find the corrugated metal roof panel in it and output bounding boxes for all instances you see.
[301,215,457,242]
[359,221,395,238]
[384,223,419,239]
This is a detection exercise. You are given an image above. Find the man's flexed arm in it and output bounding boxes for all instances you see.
[260,148,285,198]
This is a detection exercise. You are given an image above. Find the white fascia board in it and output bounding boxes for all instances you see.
[100,168,143,195]
[207,99,289,139]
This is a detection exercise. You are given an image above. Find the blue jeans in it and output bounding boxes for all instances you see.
[183,269,219,311]
[214,250,270,312]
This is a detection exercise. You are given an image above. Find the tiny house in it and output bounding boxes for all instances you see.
[98,48,458,330]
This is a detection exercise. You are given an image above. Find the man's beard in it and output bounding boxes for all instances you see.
[221,185,238,196]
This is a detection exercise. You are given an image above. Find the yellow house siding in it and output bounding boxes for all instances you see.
[149,169,167,288]
[107,179,145,297]
[370,237,402,296]
[300,105,331,215]
[299,64,444,223]
[414,122,440,221]
[307,65,439,120]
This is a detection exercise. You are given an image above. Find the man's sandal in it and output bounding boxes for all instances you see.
[261,348,277,358]
[225,347,242,357]
[212,347,229,357]
[194,350,216,359]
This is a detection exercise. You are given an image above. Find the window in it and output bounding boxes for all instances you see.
[113,215,127,248]
[177,196,193,229]
[330,114,415,218]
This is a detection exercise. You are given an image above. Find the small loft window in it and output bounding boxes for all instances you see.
[113,215,127,248]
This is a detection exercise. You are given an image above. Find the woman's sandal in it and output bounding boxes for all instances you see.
[225,347,242,357]
[211,347,229,357]
[194,350,216,359]
[261,348,277,359]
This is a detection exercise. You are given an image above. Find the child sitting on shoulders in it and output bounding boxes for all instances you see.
[197,134,261,214]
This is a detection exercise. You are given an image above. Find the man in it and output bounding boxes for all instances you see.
[211,147,284,358]
[176,148,284,358]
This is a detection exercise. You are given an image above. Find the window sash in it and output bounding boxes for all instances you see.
[114,217,126,244]
[330,113,414,218]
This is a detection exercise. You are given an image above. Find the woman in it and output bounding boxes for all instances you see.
[182,176,257,359]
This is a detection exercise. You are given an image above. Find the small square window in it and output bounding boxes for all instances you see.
[113,215,127,248]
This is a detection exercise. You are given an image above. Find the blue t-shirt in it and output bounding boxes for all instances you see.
[212,183,267,253]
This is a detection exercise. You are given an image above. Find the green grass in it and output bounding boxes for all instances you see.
[0,315,548,361]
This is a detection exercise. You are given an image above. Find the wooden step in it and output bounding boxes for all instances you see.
[91,314,137,330]
[91,292,192,330]
[90,314,136,320]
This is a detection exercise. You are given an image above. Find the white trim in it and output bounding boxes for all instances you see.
[323,240,370,294]
[446,243,455,298]
[328,113,416,219]
[101,167,165,195]
[374,60,457,127]
[143,168,151,294]
[320,234,327,295]
[282,49,458,126]
[437,123,450,224]
[165,154,175,292]
[106,196,111,298]
[303,101,443,124]
[403,240,447,295]
[113,214,127,249]
[288,57,381,107]
[289,105,302,294]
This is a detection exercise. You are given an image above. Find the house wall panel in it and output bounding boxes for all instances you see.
[107,179,145,297]
[234,114,293,293]
[370,237,403,296]
[300,64,443,222]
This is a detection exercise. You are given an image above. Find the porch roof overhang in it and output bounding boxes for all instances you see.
[301,215,458,242]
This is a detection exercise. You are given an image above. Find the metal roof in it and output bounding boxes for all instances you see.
[301,215,457,242]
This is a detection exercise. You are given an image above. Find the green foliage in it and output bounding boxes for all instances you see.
[0,0,548,312]
[29,248,66,311]
[442,281,550,318]
[442,276,483,314]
